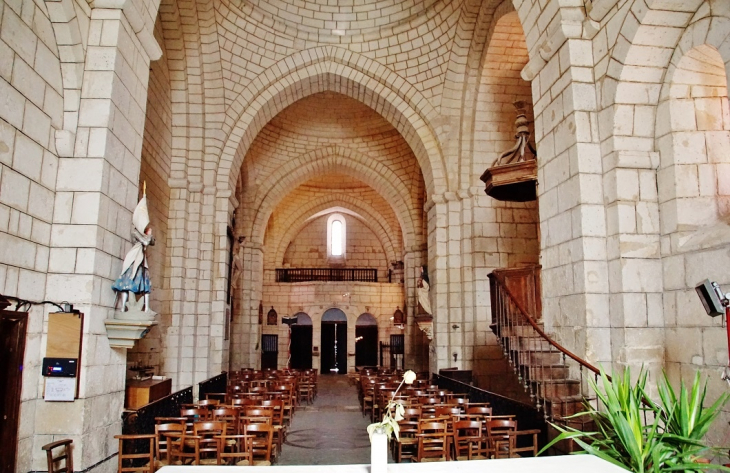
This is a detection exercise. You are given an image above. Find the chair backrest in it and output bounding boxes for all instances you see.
[433,406,461,418]
[197,399,220,408]
[181,408,209,425]
[466,406,492,417]
[42,439,73,473]
[486,419,517,458]
[194,421,227,460]
[454,420,482,456]
[245,423,273,462]
[416,420,448,462]
[243,408,273,423]
[402,407,422,421]
[218,433,253,466]
[260,399,284,425]
[155,423,184,464]
[114,435,155,473]
[212,408,240,434]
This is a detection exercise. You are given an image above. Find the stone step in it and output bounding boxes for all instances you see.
[523,364,570,381]
[532,379,581,398]
[492,323,544,337]
[543,395,592,418]
[511,335,554,351]
[517,350,564,365]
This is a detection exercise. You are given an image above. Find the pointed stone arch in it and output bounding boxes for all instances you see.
[215,46,447,198]
[268,195,402,268]
[248,147,419,249]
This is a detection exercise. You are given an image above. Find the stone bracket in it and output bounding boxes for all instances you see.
[104,317,157,349]
[415,314,433,340]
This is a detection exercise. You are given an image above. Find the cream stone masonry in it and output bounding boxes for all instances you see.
[5,1,730,470]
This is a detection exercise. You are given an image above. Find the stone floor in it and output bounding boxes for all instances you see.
[278,374,378,465]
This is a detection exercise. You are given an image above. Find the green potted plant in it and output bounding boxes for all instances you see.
[540,366,730,472]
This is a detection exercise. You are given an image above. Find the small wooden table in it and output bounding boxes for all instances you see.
[125,377,172,409]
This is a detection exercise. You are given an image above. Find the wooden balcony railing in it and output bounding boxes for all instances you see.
[275,268,378,283]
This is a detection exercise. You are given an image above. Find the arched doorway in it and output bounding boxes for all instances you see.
[355,313,378,369]
[290,312,313,370]
[321,308,347,374]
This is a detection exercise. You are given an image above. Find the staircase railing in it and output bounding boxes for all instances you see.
[488,270,603,421]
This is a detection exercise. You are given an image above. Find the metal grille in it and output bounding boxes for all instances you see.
[275,268,378,283]
[261,334,278,353]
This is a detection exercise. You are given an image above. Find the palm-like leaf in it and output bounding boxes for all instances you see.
[540,366,730,472]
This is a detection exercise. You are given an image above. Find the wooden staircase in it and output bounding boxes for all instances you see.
[488,266,597,453]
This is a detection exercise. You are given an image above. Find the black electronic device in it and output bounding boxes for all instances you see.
[42,357,78,377]
[695,279,726,317]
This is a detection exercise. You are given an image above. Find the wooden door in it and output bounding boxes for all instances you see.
[320,322,347,374]
[355,325,378,368]
[0,308,28,473]
[261,334,278,370]
[290,325,313,369]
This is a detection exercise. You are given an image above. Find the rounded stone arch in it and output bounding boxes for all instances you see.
[268,196,402,268]
[293,312,312,325]
[605,2,721,140]
[249,149,419,248]
[654,21,730,234]
[443,0,532,189]
[322,308,348,322]
[356,313,378,326]
[215,47,447,198]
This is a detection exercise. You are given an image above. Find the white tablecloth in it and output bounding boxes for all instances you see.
[159,455,628,473]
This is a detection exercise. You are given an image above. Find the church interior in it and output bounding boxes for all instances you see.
[1,0,730,471]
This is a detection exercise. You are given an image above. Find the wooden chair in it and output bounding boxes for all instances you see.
[114,434,155,473]
[454,420,486,461]
[212,408,240,435]
[394,420,419,463]
[218,433,253,466]
[154,422,185,467]
[482,419,539,458]
[261,399,286,453]
[245,423,274,466]
[197,399,220,409]
[192,421,226,464]
[42,439,73,473]
[205,392,227,403]
[180,408,209,430]
[415,420,449,462]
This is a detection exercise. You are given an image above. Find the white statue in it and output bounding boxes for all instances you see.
[230,237,244,290]
[417,265,432,315]
[113,186,155,312]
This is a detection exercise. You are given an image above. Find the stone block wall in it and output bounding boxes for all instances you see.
[127,18,172,376]
[259,281,417,373]
[282,214,389,277]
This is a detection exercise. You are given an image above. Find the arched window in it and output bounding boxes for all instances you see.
[327,213,346,262]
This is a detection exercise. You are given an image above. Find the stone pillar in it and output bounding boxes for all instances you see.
[231,240,263,370]
[40,2,160,471]
[603,151,664,375]
[527,37,610,364]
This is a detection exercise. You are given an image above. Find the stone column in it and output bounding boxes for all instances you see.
[40,2,160,471]
[603,151,664,375]
[525,36,610,364]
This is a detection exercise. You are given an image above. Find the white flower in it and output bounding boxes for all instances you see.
[403,370,416,384]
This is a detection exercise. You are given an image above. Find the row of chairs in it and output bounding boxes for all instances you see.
[393,414,539,463]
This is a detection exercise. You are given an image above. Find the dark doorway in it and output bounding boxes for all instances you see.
[321,308,347,374]
[290,312,313,370]
[261,334,278,370]
[355,313,378,368]
[1,306,28,473]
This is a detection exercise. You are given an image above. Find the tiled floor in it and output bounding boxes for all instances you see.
[278,375,378,465]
